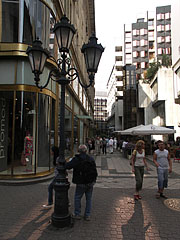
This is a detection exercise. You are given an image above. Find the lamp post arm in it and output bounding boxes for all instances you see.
[36,68,59,91]
[68,67,94,89]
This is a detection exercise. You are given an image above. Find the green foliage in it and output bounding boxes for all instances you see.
[161,54,172,68]
[146,61,160,81]
[145,55,172,82]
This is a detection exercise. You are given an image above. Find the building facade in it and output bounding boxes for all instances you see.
[94,91,107,136]
[106,46,124,133]
[0,0,95,178]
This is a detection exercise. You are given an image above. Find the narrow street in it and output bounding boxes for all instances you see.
[0,151,180,240]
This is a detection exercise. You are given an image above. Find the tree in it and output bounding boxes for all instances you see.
[146,61,160,81]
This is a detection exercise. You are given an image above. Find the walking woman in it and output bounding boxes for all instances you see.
[131,140,149,200]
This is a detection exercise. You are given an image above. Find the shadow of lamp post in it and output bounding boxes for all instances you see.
[26,15,104,228]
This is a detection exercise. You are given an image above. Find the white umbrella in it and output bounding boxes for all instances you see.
[132,124,176,135]
[114,124,144,135]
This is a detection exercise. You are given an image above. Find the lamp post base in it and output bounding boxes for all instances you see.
[51,213,71,228]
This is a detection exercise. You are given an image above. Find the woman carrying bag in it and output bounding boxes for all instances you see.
[131,140,149,200]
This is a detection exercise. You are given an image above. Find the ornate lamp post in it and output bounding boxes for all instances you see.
[26,15,104,228]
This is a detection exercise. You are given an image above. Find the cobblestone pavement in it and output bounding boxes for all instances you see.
[0,152,180,240]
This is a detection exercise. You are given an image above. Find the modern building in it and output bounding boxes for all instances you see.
[0,0,96,178]
[124,5,171,81]
[94,91,107,136]
[123,5,172,129]
[106,46,124,133]
[171,0,180,110]
[138,67,180,141]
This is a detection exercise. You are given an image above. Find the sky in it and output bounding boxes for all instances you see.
[94,0,173,92]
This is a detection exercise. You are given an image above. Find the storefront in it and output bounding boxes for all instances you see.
[0,0,94,178]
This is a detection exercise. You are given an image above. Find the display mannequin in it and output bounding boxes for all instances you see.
[24,131,33,172]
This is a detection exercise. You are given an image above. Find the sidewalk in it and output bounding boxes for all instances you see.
[0,152,180,240]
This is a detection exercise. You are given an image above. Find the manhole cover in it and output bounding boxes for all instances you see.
[164,198,180,212]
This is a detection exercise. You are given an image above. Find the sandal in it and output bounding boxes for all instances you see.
[138,195,142,199]
[156,193,160,199]
[160,193,168,199]
[134,195,139,200]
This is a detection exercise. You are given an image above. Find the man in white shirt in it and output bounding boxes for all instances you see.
[108,138,114,154]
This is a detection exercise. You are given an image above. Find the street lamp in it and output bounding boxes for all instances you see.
[26,15,104,228]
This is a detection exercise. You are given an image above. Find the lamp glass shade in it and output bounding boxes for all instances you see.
[53,16,76,52]
[81,35,104,74]
[26,40,49,74]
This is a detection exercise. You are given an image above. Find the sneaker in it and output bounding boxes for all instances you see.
[72,214,81,220]
[42,204,53,209]
[84,216,91,221]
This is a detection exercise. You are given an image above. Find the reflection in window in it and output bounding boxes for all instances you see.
[14,91,36,174]
[0,92,13,174]
[1,0,55,50]
[38,94,50,170]
[65,109,72,157]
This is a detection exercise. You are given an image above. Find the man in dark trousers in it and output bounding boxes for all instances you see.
[65,144,97,221]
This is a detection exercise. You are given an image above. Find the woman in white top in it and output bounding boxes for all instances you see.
[131,140,149,200]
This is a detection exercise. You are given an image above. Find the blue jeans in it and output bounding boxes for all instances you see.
[74,184,93,217]
[157,167,168,190]
[48,178,56,205]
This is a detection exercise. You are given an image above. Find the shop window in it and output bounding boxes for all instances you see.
[38,94,51,170]
[65,109,72,157]
[73,116,79,154]
[0,92,13,174]
[14,91,36,174]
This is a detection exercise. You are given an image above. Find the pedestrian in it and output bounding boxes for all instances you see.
[108,137,114,154]
[42,146,59,208]
[102,137,107,154]
[113,137,117,150]
[65,144,97,221]
[95,137,101,155]
[122,139,128,157]
[131,140,149,200]
[153,140,172,199]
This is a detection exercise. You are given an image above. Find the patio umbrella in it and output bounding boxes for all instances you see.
[132,124,176,135]
[114,124,144,135]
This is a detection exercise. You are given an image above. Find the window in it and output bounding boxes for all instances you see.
[165,12,171,20]
[140,39,147,46]
[166,48,171,55]
[148,19,154,26]
[157,25,165,32]
[140,51,146,57]
[157,13,164,20]
[140,29,147,35]
[165,36,171,43]
[157,48,163,55]
[165,24,171,31]
[133,40,139,47]
[141,62,146,69]
[133,51,139,58]
[133,29,139,36]
[157,36,165,43]
[149,41,154,49]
